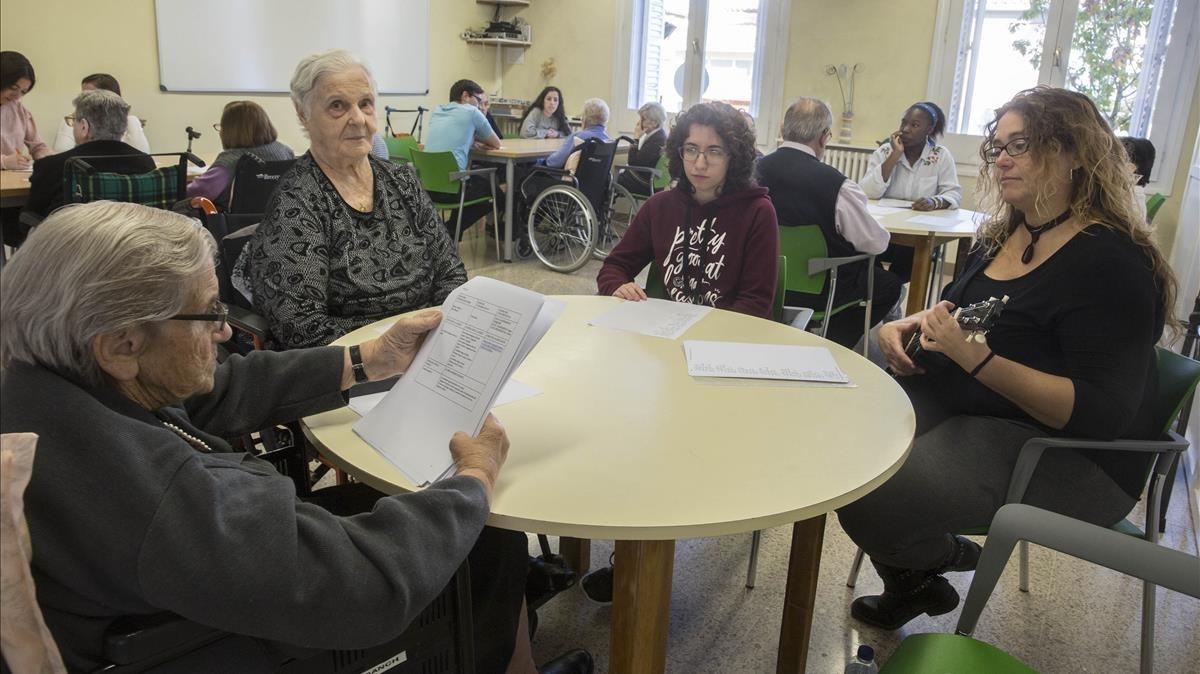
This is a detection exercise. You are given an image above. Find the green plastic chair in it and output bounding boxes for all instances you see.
[618,152,671,199]
[779,225,875,356]
[850,347,1200,673]
[409,149,500,257]
[1145,192,1165,224]
[384,135,419,164]
[881,503,1200,673]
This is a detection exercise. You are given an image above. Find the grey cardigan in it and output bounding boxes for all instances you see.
[1,348,489,671]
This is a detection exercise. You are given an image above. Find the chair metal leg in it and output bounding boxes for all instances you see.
[489,173,501,261]
[1018,539,1030,592]
[846,547,866,588]
[1141,471,1166,673]
[862,257,875,358]
[746,530,762,588]
[820,270,839,340]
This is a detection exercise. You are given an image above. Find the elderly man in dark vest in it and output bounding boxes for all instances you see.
[756,97,901,349]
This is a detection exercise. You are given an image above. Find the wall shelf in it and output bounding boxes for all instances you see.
[464,37,531,47]
[476,0,531,6]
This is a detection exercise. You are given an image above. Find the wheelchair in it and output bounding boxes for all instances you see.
[521,136,642,272]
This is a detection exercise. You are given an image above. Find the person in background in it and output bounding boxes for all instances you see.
[838,87,1175,631]
[756,97,899,349]
[0,51,50,170]
[22,90,154,221]
[542,97,610,170]
[518,86,571,139]
[1120,136,1155,223]
[423,78,502,240]
[52,74,150,153]
[370,131,389,161]
[617,101,668,196]
[480,91,504,138]
[185,100,294,208]
[860,101,962,282]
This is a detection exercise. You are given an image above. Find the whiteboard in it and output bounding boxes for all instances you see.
[155,0,429,94]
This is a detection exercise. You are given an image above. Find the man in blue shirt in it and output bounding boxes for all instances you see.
[424,79,502,240]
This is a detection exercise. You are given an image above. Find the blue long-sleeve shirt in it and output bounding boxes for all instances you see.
[544,125,611,168]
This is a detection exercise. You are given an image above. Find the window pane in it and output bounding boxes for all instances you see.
[954,0,1049,135]
[637,0,692,113]
[702,0,760,111]
[1062,0,1175,136]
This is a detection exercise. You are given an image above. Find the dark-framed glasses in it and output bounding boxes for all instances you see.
[64,115,77,127]
[212,123,222,133]
[983,136,1032,164]
[168,302,228,331]
[680,144,728,163]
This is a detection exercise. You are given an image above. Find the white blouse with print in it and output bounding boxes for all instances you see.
[859,142,963,208]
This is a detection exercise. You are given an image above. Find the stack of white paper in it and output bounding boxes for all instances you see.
[354,277,564,486]
[876,198,913,209]
[683,340,850,383]
[588,298,711,339]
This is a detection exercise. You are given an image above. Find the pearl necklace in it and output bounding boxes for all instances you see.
[162,421,213,453]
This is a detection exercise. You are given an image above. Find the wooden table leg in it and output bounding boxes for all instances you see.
[777,514,826,674]
[905,235,935,315]
[560,537,591,575]
[612,539,675,674]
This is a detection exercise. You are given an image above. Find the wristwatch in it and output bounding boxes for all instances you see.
[348,344,369,384]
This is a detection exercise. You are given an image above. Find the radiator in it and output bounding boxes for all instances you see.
[822,144,875,183]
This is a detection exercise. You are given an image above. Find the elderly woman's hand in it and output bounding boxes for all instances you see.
[450,414,510,502]
[344,309,443,388]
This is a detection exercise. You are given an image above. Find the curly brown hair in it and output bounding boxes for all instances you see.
[666,101,758,196]
[976,86,1177,333]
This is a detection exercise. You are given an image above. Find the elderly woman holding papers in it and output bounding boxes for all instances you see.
[0,201,592,674]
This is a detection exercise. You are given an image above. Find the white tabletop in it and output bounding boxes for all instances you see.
[303,295,915,541]
[871,201,984,238]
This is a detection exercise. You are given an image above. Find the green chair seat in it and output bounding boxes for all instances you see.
[385,135,419,163]
[881,632,1036,673]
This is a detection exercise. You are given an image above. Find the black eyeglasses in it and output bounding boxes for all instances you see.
[168,302,228,331]
[982,136,1032,164]
[212,123,222,133]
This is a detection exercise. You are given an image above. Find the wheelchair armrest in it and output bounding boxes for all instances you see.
[1005,431,1188,504]
[103,613,226,666]
[807,254,871,276]
[617,165,663,180]
[521,166,577,193]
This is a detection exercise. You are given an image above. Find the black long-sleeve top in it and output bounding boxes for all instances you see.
[924,224,1164,498]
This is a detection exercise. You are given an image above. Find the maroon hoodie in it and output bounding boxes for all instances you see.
[597,185,779,318]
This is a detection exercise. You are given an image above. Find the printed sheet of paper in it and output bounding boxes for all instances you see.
[867,204,906,217]
[588,298,712,340]
[683,340,850,383]
[348,379,541,417]
[354,277,562,485]
[905,213,973,228]
[875,198,913,209]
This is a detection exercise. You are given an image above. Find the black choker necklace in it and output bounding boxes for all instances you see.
[1021,209,1072,264]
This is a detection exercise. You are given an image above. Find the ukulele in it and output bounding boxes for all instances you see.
[904,295,1009,365]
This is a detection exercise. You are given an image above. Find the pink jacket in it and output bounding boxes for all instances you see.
[1,100,51,161]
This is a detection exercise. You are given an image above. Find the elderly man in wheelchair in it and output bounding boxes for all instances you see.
[518,98,643,272]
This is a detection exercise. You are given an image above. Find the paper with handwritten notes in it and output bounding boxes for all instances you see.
[684,340,850,384]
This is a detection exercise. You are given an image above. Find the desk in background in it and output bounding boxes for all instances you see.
[0,155,209,209]
[303,296,915,672]
[872,203,982,315]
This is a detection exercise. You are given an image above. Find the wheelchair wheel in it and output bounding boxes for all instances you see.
[527,185,597,273]
[593,182,639,259]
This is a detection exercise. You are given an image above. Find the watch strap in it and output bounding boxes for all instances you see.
[349,344,369,383]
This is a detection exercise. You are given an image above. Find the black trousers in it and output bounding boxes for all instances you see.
[879,243,915,283]
[835,375,1135,571]
[304,483,528,673]
[785,265,902,349]
[429,175,496,242]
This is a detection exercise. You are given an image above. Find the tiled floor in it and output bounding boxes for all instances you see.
[456,240,1200,674]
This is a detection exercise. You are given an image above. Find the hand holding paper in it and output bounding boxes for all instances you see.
[346,308,443,388]
[449,414,510,503]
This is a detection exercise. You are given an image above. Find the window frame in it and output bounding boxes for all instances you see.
[926,0,1199,195]
[612,0,792,151]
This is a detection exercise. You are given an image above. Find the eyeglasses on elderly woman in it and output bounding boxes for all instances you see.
[168,301,229,332]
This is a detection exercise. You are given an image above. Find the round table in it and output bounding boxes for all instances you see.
[872,203,982,315]
[303,295,915,673]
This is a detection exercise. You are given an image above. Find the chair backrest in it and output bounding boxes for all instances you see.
[572,139,620,216]
[774,255,787,323]
[644,261,666,300]
[385,135,420,163]
[778,225,830,295]
[65,155,186,210]
[1145,192,1166,223]
[651,152,672,192]
[227,155,296,213]
[821,144,874,182]
[410,149,465,195]
[1151,346,1200,435]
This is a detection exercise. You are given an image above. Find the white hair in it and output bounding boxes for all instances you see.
[73,89,130,141]
[638,101,668,130]
[782,97,833,144]
[289,49,377,123]
[0,202,216,386]
[580,98,610,128]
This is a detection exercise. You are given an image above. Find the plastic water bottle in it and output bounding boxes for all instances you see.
[845,645,878,673]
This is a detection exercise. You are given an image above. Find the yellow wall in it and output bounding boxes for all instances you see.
[2,0,1195,255]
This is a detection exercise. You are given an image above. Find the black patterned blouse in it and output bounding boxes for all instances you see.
[245,153,467,349]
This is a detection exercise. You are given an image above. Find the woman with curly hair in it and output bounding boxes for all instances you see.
[596,100,779,319]
[837,86,1177,630]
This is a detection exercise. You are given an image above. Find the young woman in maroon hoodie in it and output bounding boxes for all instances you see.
[596,101,779,319]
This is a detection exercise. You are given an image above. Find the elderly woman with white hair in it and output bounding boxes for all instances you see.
[618,101,668,196]
[242,49,467,351]
[0,201,520,671]
[543,97,611,169]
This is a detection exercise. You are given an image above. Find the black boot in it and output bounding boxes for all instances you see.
[850,561,960,630]
[939,535,982,573]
